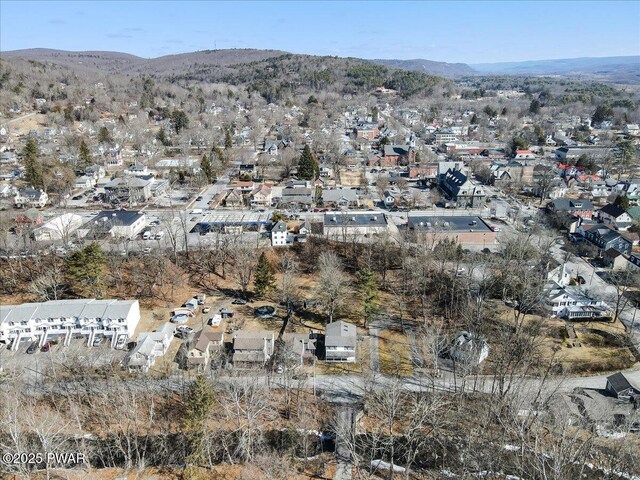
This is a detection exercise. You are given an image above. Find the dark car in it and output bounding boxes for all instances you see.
[232,298,247,305]
[41,342,52,352]
[26,342,38,354]
[196,196,204,201]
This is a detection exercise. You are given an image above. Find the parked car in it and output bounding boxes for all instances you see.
[143,247,152,254]
[40,342,52,352]
[26,342,38,354]
[208,316,222,326]
[232,298,247,305]
[202,306,211,313]
[93,336,104,346]
[196,196,203,201]
[174,326,194,338]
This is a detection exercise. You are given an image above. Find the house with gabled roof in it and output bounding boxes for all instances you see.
[325,320,357,362]
[14,188,48,208]
[271,220,289,246]
[598,203,633,231]
[606,372,639,400]
[439,169,486,208]
[320,188,359,208]
[232,330,275,367]
[546,197,594,219]
[186,329,224,372]
[249,185,272,208]
[583,226,632,256]
[380,145,415,167]
[546,282,610,320]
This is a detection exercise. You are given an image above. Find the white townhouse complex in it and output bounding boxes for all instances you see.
[0,299,140,350]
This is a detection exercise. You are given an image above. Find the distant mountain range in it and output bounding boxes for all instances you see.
[471,56,640,79]
[0,48,288,74]
[368,58,476,78]
[371,55,639,81]
[2,48,638,83]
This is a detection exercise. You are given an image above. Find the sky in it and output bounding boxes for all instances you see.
[1,1,639,64]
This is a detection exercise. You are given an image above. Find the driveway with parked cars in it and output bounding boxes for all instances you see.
[0,336,128,379]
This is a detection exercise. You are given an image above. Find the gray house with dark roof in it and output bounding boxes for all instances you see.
[439,169,486,208]
[583,226,632,256]
[598,203,633,231]
[547,197,594,219]
[325,320,356,362]
[232,330,275,367]
[606,372,639,400]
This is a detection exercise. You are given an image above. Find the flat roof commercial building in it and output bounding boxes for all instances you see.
[322,212,389,240]
[407,214,497,247]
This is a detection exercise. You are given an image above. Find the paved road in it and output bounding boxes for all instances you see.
[1,111,38,126]
[368,321,380,372]
[333,404,356,480]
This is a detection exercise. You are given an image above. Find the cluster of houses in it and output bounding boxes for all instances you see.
[546,196,639,272]
[125,319,357,374]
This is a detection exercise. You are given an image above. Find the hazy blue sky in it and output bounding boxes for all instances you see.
[1,1,639,63]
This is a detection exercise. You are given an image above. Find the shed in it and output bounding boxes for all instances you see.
[606,372,639,400]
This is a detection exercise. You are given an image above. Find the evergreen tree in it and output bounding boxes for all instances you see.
[470,113,478,124]
[501,106,508,115]
[510,136,529,153]
[297,144,318,179]
[183,375,214,466]
[224,128,233,150]
[79,140,91,167]
[614,194,630,212]
[529,99,541,115]
[98,126,112,143]
[23,137,43,189]
[65,243,107,298]
[592,105,613,125]
[156,126,170,146]
[483,105,497,118]
[254,252,276,299]
[371,105,379,122]
[356,267,379,327]
[200,153,215,183]
[170,109,189,134]
[211,143,226,166]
